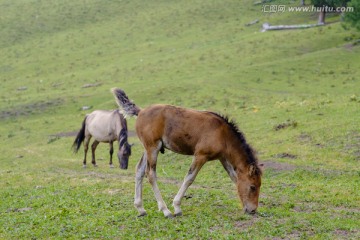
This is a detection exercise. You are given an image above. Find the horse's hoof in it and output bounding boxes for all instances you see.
[174,212,183,217]
[110,164,114,168]
[165,213,174,219]
[93,164,98,167]
[83,165,87,168]
[137,212,147,218]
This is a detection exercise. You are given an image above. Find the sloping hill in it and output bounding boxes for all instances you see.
[1,0,358,101]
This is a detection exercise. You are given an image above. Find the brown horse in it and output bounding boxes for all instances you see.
[112,88,263,217]
[72,110,132,169]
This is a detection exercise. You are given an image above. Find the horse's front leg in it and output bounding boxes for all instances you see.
[220,158,238,184]
[134,153,147,217]
[146,146,173,218]
[109,141,114,168]
[91,140,99,167]
[173,155,207,216]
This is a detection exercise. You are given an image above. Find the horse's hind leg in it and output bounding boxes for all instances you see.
[91,140,99,167]
[109,141,114,168]
[134,153,147,217]
[146,145,173,218]
[83,136,91,168]
[173,155,207,217]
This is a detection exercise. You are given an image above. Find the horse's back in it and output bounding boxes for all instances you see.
[86,110,121,142]
[136,105,226,157]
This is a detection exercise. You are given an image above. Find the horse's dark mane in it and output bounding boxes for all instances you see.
[208,112,261,174]
[116,110,130,149]
[119,128,128,147]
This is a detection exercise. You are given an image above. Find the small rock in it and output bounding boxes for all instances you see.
[81,106,92,111]
[17,86,27,91]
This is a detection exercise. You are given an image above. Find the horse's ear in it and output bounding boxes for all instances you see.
[249,164,262,176]
[248,165,256,176]
[259,163,264,171]
[258,163,264,175]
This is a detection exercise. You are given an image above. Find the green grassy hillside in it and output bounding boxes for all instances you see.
[1,0,359,239]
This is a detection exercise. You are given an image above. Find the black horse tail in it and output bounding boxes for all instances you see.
[111,88,141,117]
[72,116,87,153]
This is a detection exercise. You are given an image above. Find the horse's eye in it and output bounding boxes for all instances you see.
[250,185,256,192]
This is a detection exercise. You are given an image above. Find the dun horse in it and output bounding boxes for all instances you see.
[72,110,132,169]
[112,88,263,217]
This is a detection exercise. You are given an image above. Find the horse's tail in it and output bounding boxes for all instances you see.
[72,116,87,153]
[111,88,141,117]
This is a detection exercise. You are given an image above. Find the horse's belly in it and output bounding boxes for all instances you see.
[163,137,194,155]
[89,128,116,143]
[94,136,113,142]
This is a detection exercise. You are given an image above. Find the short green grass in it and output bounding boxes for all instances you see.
[0,0,359,239]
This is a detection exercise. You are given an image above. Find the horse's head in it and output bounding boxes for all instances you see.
[117,142,132,169]
[237,164,263,214]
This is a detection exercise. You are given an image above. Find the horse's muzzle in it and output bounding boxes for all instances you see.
[245,209,256,215]
[244,206,257,215]
[120,160,128,170]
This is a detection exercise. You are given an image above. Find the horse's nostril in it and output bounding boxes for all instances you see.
[245,208,256,215]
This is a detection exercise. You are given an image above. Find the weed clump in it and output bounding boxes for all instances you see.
[274,119,298,131]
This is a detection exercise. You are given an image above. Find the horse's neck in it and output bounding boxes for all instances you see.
[224,141,248,170]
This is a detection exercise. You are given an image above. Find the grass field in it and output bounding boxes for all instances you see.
[0,0,359,239]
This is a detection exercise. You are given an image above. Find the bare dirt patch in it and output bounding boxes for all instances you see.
[51,130,136,138]
[234,216,259,229]
[262,161,296,171]
[333,229,359,238]
[272,153,297,159]
[6,207,32,213]
[0,98,64,119]
[82,83,102,88]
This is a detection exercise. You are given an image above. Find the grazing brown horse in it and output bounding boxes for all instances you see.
[112,88,263,217]
[72,110,132,169]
